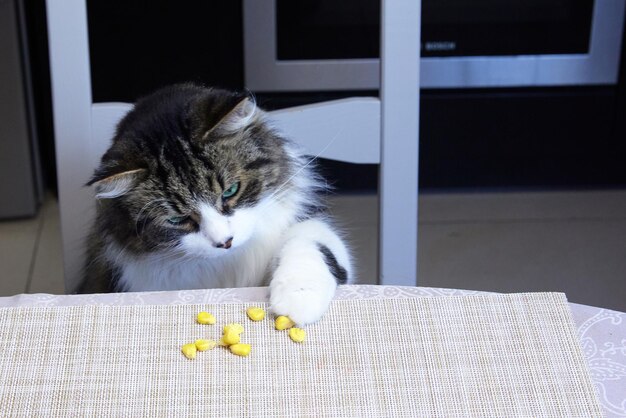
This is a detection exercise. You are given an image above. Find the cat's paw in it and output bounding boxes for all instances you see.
[269,265,337,326]
[269,286,332,326]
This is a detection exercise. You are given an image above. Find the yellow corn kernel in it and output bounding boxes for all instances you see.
[223,323,244,334]
[229,343,251,357]
[275,315,295,330]
[221,330,241,346]
[246,307,266,321]
[289,327,306,343]
[195,339,217,352]
[196,312,216,325]
[181,343,197,360]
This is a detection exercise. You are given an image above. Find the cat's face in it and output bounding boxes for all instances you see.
[89,85,295,257]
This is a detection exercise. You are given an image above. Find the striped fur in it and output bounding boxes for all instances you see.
[80,85,352,325]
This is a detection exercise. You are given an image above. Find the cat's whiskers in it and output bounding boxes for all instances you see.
[257,172,323,220]
[258,187,291,217]
[135,198,168,238]
[141,205,169,237]
[149,247,196,270]
[135,198,165,232]
[83,250,105,274]
[112,241,133,268]
[262,127,341,206]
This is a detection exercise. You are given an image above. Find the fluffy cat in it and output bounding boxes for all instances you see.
[79,84,353,325]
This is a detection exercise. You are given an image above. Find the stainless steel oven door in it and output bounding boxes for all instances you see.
[244,0,625,90]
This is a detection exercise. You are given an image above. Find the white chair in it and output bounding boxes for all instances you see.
[46,0,420,292]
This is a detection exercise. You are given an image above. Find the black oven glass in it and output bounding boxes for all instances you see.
[276,0,594,59]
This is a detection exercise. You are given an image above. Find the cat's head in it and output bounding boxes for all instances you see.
[88,84,308,257]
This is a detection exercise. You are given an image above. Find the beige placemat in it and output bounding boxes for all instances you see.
[0,292,601,417]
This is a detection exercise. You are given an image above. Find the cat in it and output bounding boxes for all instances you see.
[79,84,353,325]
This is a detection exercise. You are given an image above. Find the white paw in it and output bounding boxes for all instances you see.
[269,265,337,326]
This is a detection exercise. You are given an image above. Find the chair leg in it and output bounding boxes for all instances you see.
[378,0,421,286]
[46,0,94,292]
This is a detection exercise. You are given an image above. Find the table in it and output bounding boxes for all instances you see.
[1,285,624,417]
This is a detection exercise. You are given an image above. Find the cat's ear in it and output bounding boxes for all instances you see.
[203,96,257,138]
[87,168,146,199]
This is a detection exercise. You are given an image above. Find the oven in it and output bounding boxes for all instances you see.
[244,0,625,91]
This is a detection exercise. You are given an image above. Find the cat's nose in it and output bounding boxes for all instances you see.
[215,237,233,249]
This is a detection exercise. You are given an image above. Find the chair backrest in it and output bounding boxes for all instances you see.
[46,0,419,292]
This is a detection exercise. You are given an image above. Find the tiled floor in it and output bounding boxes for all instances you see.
[1,190,625,312]
[0,194,65,296]
[329,190,626,312]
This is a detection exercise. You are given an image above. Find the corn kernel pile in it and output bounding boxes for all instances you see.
[181,306,307,360]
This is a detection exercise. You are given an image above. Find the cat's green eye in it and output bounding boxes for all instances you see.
[222,182,240,199]
[167,215,189,225]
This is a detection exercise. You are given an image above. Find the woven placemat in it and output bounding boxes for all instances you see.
[0,292,601,417]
